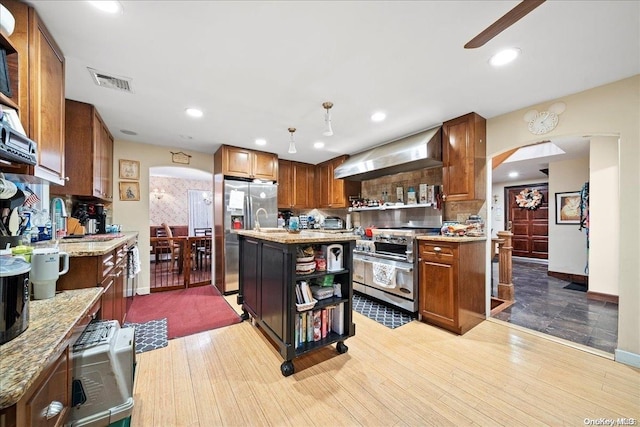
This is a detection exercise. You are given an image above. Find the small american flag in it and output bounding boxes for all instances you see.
[23,187,41,208]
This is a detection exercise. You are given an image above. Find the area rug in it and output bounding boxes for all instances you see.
[125,285,241,339]
[352,294,415,329]
[563,282,588,292]
[123,318,168,354]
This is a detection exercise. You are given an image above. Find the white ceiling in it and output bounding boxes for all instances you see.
[26,0,640,168]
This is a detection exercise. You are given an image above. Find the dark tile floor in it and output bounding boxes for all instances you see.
[491,258,618,354]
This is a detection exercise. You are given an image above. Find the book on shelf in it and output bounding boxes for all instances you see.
[313,310,322,341]
[295,312,300,347]
[306,311,313,343]
[331,302,345,335]
[321,309,328,338]
[300,281,314,304]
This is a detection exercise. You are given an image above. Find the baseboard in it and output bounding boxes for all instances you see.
[547,270,589,285]
[586,291,619,304]
[614,349,640,368]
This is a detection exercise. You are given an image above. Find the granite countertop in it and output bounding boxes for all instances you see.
[47,231,139,257]
[0,287,103,409]
[235,229,358,244]
[417,235,487,243]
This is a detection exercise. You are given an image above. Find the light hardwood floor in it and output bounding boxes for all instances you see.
[131,298,639,427]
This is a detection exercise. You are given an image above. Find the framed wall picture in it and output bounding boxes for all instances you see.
[555,191,581,224]
[119,181,140,201]
[119,159,140,180]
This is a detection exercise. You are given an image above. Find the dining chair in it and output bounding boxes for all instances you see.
[192,227,212,269]
[161,223,181,273]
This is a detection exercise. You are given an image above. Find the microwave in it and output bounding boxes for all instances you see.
[324,217,343,229]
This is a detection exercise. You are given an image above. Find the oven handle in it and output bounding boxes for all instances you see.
[361,258,413,273]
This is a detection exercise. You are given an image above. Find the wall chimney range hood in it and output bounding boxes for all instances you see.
[334,126,442,181]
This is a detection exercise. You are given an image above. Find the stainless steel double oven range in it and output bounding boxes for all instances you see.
[352,228,438,313]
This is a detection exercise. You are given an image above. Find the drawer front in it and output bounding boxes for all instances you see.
[419,242,457,263]
[101,251,116,280]
[27,350,69,427]
[115,244,127,266]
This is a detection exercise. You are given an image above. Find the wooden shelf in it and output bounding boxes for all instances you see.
[0,93,19,110]
[0,33,17,54]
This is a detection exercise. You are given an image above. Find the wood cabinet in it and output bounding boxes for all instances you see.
[277,159,315,209]
[238,234,355,376]
[3,0,66,185]
[53,100,114,200]
[418,239,485,334]
[442,112,486,202]
[316,155,361,208]
[56,239,135,325]
[25,349,70,427]
[214,145,278,181]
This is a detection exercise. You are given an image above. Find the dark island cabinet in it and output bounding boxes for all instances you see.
[237,233,356,376]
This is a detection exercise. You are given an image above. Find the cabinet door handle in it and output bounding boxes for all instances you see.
[104,261,115,267]
[65,177,70,181]
[44,400,63,420]
[433,247,442,252]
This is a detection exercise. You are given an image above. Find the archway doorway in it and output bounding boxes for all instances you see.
[148,166,214,291]
[489,136,619,355]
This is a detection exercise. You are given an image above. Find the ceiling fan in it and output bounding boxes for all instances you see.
[464,0,546,49]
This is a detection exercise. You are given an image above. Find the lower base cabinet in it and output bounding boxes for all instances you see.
[237,235,356,376]
[418,239,486,334]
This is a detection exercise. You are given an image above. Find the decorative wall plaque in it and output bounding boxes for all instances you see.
[171,151,192,164]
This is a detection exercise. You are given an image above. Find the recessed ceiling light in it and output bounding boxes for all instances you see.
[371,112,386,122]
[255,139,267,146]
[313,141,325,149]
[508,171,519,178]
[120,129,137,136]
[87,1,123,14]
[489,48,521,67]
[185,108,203,118]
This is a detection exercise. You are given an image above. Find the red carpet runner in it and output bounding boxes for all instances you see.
[125,285,241,339]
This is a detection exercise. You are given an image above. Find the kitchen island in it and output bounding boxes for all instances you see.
[0,288,103,425]
[235,229,357,376]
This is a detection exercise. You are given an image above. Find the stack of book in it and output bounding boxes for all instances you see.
[294,302,344,348]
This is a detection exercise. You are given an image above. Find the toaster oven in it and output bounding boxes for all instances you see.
[324,217,343,229]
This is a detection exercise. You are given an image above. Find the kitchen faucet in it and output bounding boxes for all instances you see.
[50,197,68,239]
[254,208,268,231]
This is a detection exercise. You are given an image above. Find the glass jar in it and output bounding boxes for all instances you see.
[465,215,485,236]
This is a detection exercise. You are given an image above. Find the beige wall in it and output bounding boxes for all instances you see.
[548,156,589,277]
[111,141,213,294]
[487,75,640,362]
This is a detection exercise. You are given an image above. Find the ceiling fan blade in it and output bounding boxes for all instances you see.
[464,0,546,49]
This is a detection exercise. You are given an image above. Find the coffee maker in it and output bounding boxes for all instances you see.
[88,203,107,234]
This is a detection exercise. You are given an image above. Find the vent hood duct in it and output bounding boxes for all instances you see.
[334,126,442,181]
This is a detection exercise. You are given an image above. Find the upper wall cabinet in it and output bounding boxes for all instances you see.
[317,155,361,209]
[442,112,486,202]
[277,159,315,210]
[3,0,66,185]
[214,145,278,181]
[51,100,113,200]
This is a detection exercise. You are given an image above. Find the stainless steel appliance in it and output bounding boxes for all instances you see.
[215,179,277,294]
[323,216,343,229]
[0,255,30,345]
[352,228,436,312]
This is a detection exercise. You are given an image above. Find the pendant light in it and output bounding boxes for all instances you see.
[288,127,297,154]
[322,102,334,136]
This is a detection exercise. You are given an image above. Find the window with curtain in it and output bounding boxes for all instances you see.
[188,189,213,235]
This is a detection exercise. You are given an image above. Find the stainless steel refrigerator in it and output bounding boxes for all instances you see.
[214,179,277,294]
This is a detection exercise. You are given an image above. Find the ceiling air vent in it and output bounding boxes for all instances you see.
[87,68,134,93]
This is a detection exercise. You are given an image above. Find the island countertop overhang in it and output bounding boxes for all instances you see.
[234,230,357,244]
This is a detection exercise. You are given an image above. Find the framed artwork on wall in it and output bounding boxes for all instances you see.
[119,159,140,180]
[555,191,581,224]
[119,181,140,201]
